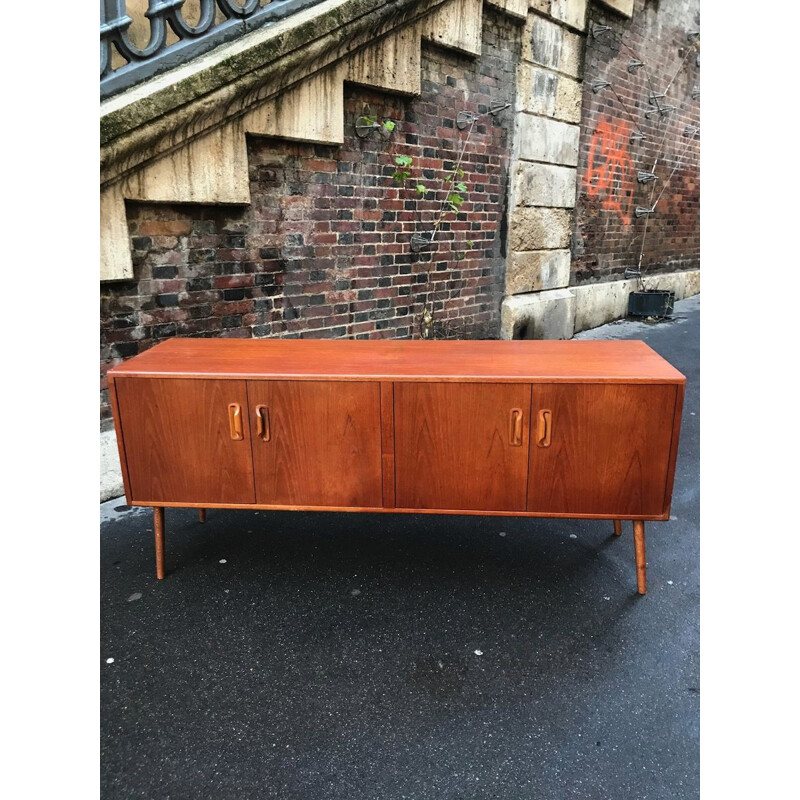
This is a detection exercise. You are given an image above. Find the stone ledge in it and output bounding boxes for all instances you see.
[500,288,575,340]
[573,269,701,333]
[499,270,700,342]
[101,427,125,503]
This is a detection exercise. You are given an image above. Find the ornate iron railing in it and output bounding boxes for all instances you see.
[101,0,327,100]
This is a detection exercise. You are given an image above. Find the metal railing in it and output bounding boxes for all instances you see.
[101,0,327,100]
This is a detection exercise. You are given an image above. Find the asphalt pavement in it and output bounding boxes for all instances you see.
[101,295,700,799]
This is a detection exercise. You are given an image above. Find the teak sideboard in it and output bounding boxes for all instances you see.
[108,339,685,594]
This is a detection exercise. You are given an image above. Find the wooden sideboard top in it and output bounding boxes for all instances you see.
[109,338,685,384]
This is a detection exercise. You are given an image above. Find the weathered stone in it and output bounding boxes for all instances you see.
[516,113,579,166]
[572,270,701,332]
[513,162,577,207]
[517,63,582,123]
[422,0,483,56]
[101,427,124,502]
[500,289,575,340]
[509,207,572,251]
[684,269,700,297]
[484,0,527,19]
[346,26,422,95]
[573,278,637,333]
[506,249,571,294]
[524,14,583,78]
[548,0,588,31]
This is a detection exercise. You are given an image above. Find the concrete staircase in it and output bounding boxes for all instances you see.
[100,0,528,283]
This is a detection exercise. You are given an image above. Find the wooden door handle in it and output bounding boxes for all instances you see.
[255,404,270,442]
[536,409,552,447]
[509,408,523,446]
[228,403,243,441]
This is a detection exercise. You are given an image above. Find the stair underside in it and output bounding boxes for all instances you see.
[100,0,526,282]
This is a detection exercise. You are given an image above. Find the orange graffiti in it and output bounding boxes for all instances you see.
[584,117,635,225]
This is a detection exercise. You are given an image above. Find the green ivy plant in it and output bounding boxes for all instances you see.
[356,107,397,140]
[357,105,488,338]
[388,117,481,338]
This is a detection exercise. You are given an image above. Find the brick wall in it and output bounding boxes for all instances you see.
[100,8,522,424]
[572,0,700,285]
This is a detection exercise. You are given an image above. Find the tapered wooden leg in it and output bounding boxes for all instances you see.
[154,507,165,580]
[633,520,646,595]
[613,520,622,537]
[198,508,206,523]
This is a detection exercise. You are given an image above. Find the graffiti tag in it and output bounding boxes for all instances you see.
[584,118,635,225]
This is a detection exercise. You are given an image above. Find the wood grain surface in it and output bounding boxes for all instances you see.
[380,382,396,508]
[108,338,686,384]
[527,384,678,516]
[114,377,256,504]
[247,380,383,508]
[394,382,532,511]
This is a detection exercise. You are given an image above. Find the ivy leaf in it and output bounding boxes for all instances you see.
[455,182,467,193]
[394,155,413,167]
[454,251,466,261]
[456,168,464,178]
[392,170,411,183]
[466,239,475,248]
[447,193,464,207]
[382,120,396,132]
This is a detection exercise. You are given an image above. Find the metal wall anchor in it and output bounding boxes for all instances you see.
[625,267,642,278]
[635,207,655,218]
[489,101,511,116]
[355,116,397,140]
[628,60,645,73]
[592,25,613,38]
[456,103,510,130]
[646,105,675,118]
[591,80,612,93]
[456,111,479,130]
[411,232,434,252]
[637,172,657,184]
[683,125,699,138]
[692,86,700,100]
[648,91,667,105]
[630,132,647,142]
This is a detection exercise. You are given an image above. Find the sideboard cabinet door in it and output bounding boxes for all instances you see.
[114,377,256,505]
[394,383,532,512]
[247,381,383,508]
[527,384,679,516]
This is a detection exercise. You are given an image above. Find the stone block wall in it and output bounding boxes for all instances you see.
[100,7,523,427]
[501,0,588,339]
